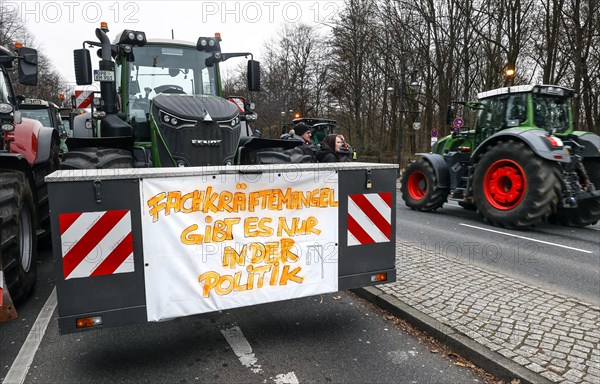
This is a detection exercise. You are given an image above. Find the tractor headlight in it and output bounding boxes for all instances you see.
[196,37,221,52]
[1,123,15,132]
[158,110,195,128]
[0,103,14,114]
[218,115,240,129]
[118,29,147,47]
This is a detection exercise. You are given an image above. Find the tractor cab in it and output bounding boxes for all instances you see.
[18,98,68,152]
[437,85,576,155]
[473,84,575,145]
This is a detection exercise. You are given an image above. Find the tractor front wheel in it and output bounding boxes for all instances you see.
[60,148,134,169]
[401,158,448,211]
[0,170,38,303]
[473,141,559,228]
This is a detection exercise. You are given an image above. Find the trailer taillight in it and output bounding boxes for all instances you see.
[370,273,388,283]
[76,316,102,329]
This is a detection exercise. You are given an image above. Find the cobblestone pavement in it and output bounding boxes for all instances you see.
[377,240,600,383]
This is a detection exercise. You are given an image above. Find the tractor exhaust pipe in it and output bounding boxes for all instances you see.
[95,25,117,115]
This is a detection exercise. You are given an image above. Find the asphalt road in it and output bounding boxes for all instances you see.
[396,199,600,305]
[2,247,489,384]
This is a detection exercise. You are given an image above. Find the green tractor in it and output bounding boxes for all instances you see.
[61,24,310,170]
[401,84,600,228]
[281,117,337,144]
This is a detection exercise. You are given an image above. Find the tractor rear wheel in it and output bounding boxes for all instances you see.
[60,148,134,169]
[473,141,559,228]
[401,158,448,211]
[0,170,38,303]
[550,159,600,227]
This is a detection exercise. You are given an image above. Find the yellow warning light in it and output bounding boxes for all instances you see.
[215,32,221,39]
[59,93,65,100]
[294,113,300,119]
[14,42,23,49]
[100,21,108,29]
[505,68,515,77]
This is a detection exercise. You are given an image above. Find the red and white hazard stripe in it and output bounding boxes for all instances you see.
[347,192,392,246]
[59,210,134,280]
[74,90,93,109]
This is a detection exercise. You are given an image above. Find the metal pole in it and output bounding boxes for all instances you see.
[396,66,406,167]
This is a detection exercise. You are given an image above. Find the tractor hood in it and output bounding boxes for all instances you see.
[150,95,241,167]
[152,94,238,121]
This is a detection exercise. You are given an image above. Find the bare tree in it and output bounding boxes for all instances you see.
[1,0,68,105]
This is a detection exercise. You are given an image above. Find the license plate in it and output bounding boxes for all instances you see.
[94,70,115,82]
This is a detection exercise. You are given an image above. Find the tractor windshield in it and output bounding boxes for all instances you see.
[117,43,219,116]
[532,94,570,133]
[474,93,531,145]
[20,108,51,126]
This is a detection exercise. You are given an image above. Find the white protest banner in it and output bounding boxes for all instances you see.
[140,170,339,321]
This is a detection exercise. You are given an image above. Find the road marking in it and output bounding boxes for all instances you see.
[221,325,262,373]
[4,288,57,384]
[221,325,299,383]
[459,223,594,254]
[274,372,300,384]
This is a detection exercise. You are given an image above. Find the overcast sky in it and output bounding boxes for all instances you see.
[7,0,343,87]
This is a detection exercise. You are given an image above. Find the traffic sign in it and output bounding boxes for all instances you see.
[453,117,464,129]
[431,128,438,137]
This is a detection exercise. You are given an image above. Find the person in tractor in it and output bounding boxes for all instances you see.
[317,134,352,162]
[289,123,312,144]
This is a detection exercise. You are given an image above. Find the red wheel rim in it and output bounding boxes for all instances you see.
[407,171,427,200]
[483,159,527,210]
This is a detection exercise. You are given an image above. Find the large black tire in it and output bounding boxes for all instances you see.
[0,170,38,304]
[401,158,449,211]
[34,138,60,242]
[549,159,600,227]
[60,148,134,169]
[473,141,559,228]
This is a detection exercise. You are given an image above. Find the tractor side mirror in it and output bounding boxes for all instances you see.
[247,60,260,92]
[17,47,38,86]
[446,105,455,125]
[74,49,93,85]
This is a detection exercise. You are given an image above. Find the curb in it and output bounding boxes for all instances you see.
[353,286,553,384]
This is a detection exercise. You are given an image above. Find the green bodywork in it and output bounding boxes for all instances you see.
[433,86,582,156]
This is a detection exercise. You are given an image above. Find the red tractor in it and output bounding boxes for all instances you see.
[1,43,59,311]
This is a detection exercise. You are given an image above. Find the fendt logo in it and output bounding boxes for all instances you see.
[191,139,222,147]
